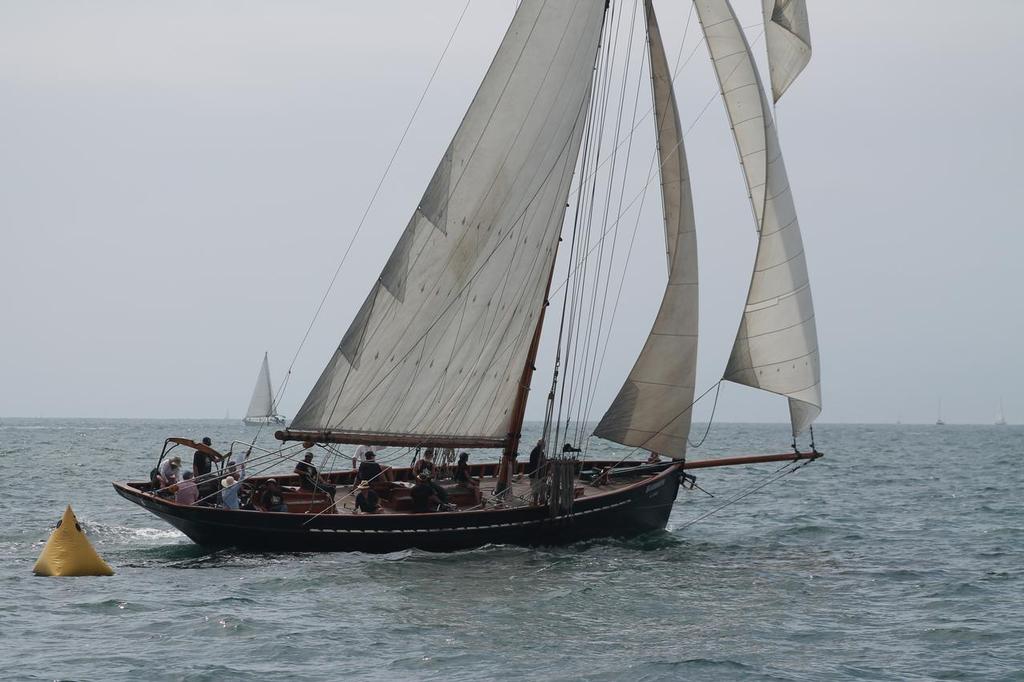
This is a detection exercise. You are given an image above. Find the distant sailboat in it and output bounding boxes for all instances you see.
[243,353,286,425]
[936,399,945,426]
[995,399,1007,426]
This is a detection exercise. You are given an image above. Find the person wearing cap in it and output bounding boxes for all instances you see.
[351,444,387,470]
[294,451,337,497]
[220,475,241,509]
[354,450,393,485]
[353,481,381,514]
[158,455,182,488]
[258,478,288,513]
[175,470,199,505]
[410,472,444,513]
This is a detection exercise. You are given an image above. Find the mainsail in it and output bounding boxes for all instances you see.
[245,352,277,420]
[287,0,607,445]
[593,0,698,458]
[762,0,811,102]
[694,0,821,436]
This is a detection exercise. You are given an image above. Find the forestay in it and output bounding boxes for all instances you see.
[593,0,698,458]
[245,353,276,419]
[762,0,811,102]
[288,0,607,444]
[694,0,821,436]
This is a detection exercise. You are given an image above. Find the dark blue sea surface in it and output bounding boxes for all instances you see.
[2,420,1022,681]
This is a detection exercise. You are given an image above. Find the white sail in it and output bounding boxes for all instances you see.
[245,353,276,419]
[593,0,698,458]
[762,0,811,102]
[694,0,821,436]
[289,0,607,443]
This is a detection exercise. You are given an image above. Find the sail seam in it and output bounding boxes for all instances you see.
[313,1,599,436]
[737,313,815,340]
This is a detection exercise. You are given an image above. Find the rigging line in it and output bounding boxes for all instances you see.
[548,30,767,303]
[580,0,695,454]
[675,457,816,531]
[576,0,646,445]
[152,442,307,499]
[565,0,623,445]
[319,95,595,437]
[571,0,636,443]
[181,443,310,507]
[321,3,598,431]
[388,151,573,441]
[270,0,471,411]
[561,24,705,209]
[548,76,600,456]
[687,380,720,448]
[430,154,577,437]
[553,6,615,457]
[594,379,722,475]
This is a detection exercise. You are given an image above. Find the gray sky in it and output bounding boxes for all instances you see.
[1,1,1021,426]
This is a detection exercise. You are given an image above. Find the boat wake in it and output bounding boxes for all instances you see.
[80,520,185,546]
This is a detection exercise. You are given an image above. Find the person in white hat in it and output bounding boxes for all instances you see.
[353,480,381,514]
[221,475,240,510]
[158,455,182,488]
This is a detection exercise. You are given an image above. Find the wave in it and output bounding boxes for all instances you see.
[81,520,185,545]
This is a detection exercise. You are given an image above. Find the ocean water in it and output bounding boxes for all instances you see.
[1,419,1022,681]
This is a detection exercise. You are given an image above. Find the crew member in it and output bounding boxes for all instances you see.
[528,439,546,505]
[353,481,382,514]
[259,478,288,513]
[294,451,337,497]
[410,472,444,513]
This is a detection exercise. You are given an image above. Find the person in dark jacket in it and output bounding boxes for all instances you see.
[528,439,546,505]
[410,473,444,512]
[259,479,288,512]
[294,452,337,497]
[354,451,392,484]
[353,481,381,514]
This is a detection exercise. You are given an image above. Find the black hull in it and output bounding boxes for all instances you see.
[113,463,683,553]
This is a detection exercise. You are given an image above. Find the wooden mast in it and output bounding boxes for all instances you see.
[496,264,557,493]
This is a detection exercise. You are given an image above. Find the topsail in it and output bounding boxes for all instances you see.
[593,0,698,458]
[694,0,821,436]
[288,0,607,445]
[762,0,811,102]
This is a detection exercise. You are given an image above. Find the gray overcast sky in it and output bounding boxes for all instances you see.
[1,1,1021,426]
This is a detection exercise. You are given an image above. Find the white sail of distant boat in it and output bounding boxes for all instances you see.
[995,399,1007,426]
[243,353,285,425]
[936,398,945,426]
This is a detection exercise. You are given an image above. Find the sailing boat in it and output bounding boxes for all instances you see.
[936,399,946,426]
[115,0,823,552]
[995,399,1007,426]
[242,353,286,425]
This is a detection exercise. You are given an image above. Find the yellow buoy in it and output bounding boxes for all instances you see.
[33,505,114,577]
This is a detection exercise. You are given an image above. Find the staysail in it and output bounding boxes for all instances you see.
[245,352,276,420]
[762,0,811,102]
[694,0,821,436]
[286,0,607,446]
[593,0,698,458]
